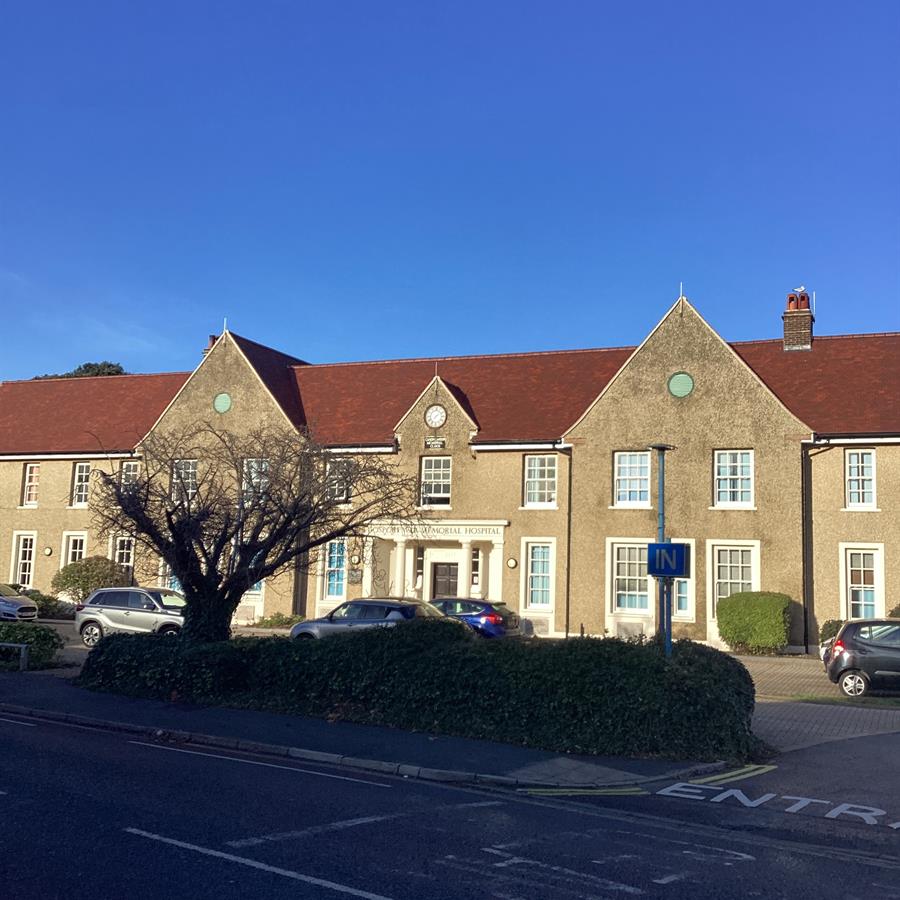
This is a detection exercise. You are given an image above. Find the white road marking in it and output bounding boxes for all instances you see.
[453,800,505,808]
[127,741,391,787]
[125,828,396,900]
[652,873,687,885]
[0,717,37,727]
[480,847,643,895]
[229,814,402,848]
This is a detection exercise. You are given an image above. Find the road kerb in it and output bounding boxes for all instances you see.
[0,701,726,789]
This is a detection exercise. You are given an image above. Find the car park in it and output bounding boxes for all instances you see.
[430,598,525,638]
[289,597,452,639]
[0,583,38,622]
[75,587,186,646]
[824,618,900,697]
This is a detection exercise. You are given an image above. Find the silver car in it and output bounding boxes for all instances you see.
[290,597,448,639]
[75,587,186,646]
[0,584,38,622]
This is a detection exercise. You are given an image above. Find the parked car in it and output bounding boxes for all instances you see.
[75,587,186,646]
[290,597,453,639]
[824,619,900,697]
[0,583,38,622]
[430,598,524,638]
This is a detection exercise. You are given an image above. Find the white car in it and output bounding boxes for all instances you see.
[0,584,39,622]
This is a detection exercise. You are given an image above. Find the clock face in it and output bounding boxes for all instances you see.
[424,404,447,428]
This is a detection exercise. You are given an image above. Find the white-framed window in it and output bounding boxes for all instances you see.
[172,459,198,502]
[845,450,876,509]
[242,458,269,501]
[521,538,555,610]
[112,535,135,571]
[471,545,481,588]
[839,543,885,619]
[160,561,183,593]
[613,452,650,507]
[21,463,40,506]
[523,455,557,507]
[706,540,761,620]
[11,532,36,588]
[674,579,690,617]
[420,456,451,506]
[326,459,351,504]
[71,462,91,507]
[61,532,87,567]
[325,540,347,598]
[120,460,140,487]
[612,544,649,612]
[713,450,754,508]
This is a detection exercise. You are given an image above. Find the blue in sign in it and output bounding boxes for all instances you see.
[647,543,690,578]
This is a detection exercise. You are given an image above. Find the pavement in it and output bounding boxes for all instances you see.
[9,623,900,787]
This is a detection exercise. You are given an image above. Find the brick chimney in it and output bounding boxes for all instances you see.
[202,334,218,357]
[782,291,814,351]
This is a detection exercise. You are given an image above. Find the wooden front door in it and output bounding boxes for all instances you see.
[431,563,459,599]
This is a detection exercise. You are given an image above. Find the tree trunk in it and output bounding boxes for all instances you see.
[180,594,236,644]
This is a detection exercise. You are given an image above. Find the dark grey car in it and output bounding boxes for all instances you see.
[290,598,448,639]
[75,587,186,646]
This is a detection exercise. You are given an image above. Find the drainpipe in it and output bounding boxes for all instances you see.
[800,441,813,653]
[561,445,574,639]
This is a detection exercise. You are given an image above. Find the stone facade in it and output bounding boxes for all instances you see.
[1,297,896,645]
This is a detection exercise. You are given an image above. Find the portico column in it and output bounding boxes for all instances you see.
[487,540,505,602]
[458,540,472,598]
[394,540,407,596]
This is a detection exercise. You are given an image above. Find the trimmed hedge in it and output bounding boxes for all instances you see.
[717,592,792,654]
[79,621,759,761]
[0,622,65,669]
[818,619,844,642]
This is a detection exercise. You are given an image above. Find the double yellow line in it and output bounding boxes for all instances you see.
[687,764,778,786]
[521,785,649,797]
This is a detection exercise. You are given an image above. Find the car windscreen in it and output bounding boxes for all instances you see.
[0,584,19,598]
[146,591,186,610]
[413,603,444,618]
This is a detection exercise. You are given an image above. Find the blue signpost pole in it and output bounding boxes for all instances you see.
[649,444,676,658]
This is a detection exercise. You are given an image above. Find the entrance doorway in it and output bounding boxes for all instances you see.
[431,562,458,598]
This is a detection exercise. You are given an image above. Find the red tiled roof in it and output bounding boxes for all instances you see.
[292,347,634,444]
[0,372,190,454]
[229,333,308,429]
[1,332,896,456]
[733,333,900,435]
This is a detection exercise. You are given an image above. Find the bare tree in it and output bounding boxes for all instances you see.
[92,423,417,643]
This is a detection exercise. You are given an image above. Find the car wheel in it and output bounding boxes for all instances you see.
[295,632,315,640]
[158,626,180,637]
[839,670,869,698]
[80,622,103,647]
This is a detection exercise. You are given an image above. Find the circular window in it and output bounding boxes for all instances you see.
[667,372,694,398]
[213,392,233,414]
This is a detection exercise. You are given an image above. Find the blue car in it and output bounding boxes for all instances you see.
[430,598,525,638]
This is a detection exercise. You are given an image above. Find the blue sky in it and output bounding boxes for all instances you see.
[1,1,898,379]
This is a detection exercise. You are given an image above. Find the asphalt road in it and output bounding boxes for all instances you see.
[3,715,900,899]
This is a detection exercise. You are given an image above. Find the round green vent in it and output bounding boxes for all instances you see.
[213,392,233,414]
[667,372,694,398]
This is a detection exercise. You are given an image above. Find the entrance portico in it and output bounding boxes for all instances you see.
[365,520,509,602]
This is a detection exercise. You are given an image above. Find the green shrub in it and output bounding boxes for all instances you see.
[23,591,76,620]
[717,592,792,654]
[0,622,65,669]
[51,556,131,603]
[818,619,844,642]
[252,612,304,628]
[78,622,758,761]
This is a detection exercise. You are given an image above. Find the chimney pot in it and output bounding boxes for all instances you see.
[798,293,810,310]
[787,293,798,310]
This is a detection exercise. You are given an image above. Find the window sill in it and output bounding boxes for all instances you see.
[17,505,38,510]
[841,507,881,513]
[519,504,559,511]
[608,504,652,510]
[523,608,553,615]
[612,609,652,617]
[708,505,757,511]
[417,505,452,511]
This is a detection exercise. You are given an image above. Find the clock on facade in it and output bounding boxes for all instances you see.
[424,404,447,428]
[213,392,233,414]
